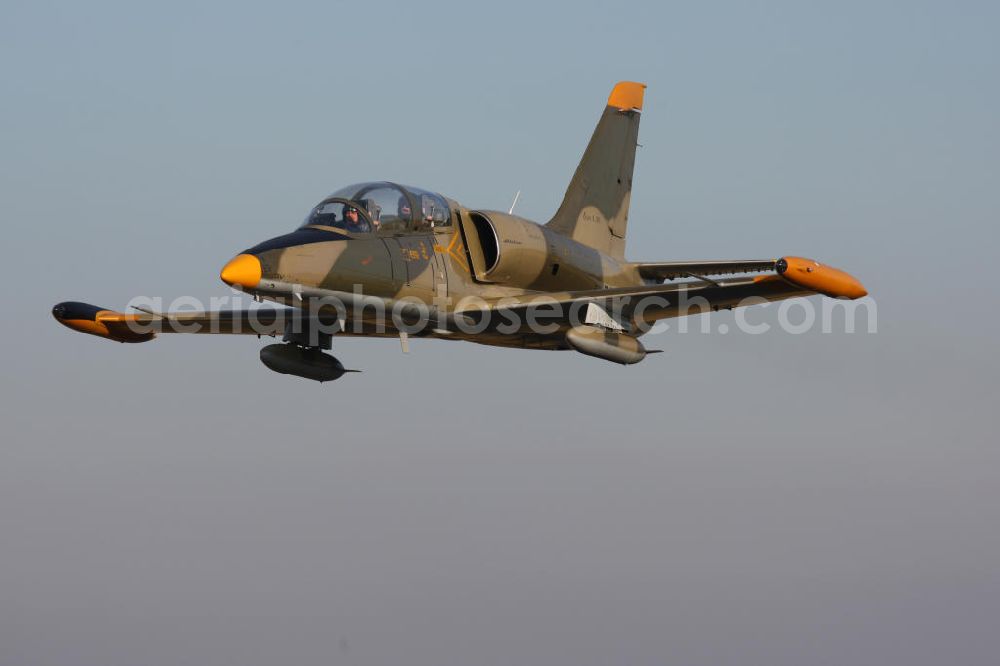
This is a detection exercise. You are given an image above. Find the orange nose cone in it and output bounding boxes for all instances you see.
[220,254,262,289]
[777,257,867,299]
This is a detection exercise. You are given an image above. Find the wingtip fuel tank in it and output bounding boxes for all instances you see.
[775,257,868,299]
[51,302,156,343]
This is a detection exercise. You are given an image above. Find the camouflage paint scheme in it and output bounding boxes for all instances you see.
[53,82,868,373]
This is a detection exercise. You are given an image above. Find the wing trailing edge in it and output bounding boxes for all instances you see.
[634,259,777,282]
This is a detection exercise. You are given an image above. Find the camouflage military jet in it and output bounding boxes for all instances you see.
[53,81,867,381]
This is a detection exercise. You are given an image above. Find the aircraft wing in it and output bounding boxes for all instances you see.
[458,256,867,331]
[52,302,295,343]
[53,296,441,343]
[54,257,865,343]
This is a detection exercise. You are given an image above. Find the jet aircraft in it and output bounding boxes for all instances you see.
[53,81,867,381]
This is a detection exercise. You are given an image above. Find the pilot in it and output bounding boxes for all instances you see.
[342,205,368,233]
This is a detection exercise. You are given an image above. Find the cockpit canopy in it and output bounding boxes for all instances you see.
[302,182,451,234]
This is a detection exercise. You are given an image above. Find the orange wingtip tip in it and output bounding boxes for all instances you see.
[776,256,868,299]
[608,81,646,111]
[52,303,155,343]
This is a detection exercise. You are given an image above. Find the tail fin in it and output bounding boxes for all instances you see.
[546,81,645,260]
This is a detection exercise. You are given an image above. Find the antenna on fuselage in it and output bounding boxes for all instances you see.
[508,190,521,215]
